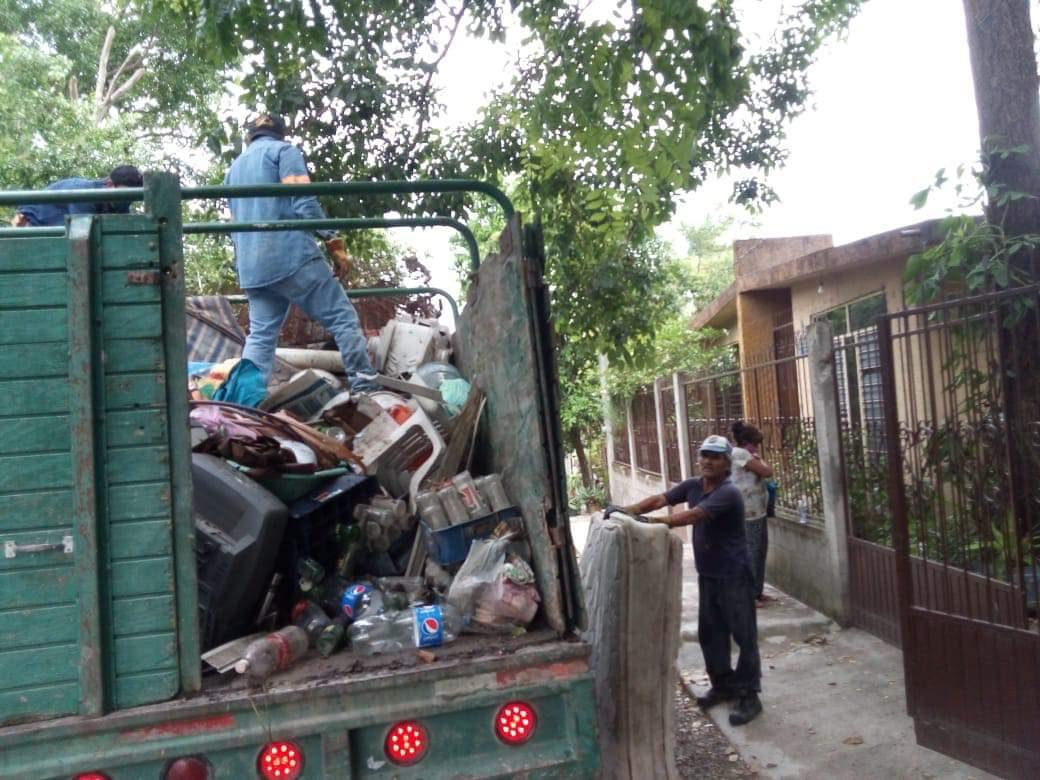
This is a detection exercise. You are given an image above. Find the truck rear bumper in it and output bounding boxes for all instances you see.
[0,639,599,779]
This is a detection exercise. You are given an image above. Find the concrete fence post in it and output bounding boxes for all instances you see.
[653,378,669,491]
[807,319,852,625]
[626,402,637,472]
[673,373,691,479]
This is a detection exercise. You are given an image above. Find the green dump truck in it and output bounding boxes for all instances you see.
[0,175,598,779]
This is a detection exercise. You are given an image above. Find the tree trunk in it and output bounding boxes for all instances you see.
[962,0,1040,266]
[569,426,593,490]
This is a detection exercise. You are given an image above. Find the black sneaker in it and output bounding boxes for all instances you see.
[695,688,735,709]
[728,694,763,726]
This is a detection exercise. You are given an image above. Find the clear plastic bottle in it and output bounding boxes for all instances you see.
[474,474,510,511]
[416,490,450,530]
[348,603,465,655]
[234,626,309,680]
[437,485,471,526]
[797,498,809,525]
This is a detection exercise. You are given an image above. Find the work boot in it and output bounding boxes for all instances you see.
[728,693,763,726]
[695,688,735,709]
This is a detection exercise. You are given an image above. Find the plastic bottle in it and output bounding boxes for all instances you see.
[234,626,309,680]
[416,490,450,530]
[348,603,465,655]
[437,485,471,526]
[333,523,364,579]
[317,616,349,658]
[797,498,809,525]
[292,600,331,647]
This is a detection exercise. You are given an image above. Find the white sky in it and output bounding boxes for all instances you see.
[400,0,1012,309]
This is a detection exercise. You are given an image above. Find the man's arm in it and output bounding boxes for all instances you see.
[278,146,335,240]
[620,494,668,516]
[744,455,773,478]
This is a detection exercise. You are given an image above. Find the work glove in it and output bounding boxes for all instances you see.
[603,504,622,519]
[324,237,352,276]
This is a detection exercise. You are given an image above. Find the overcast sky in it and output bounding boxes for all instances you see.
[404,0,999,311]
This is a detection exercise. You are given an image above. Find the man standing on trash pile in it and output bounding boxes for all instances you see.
[11,165,143,226]
[604,434,763,726]
[224,112,379,393]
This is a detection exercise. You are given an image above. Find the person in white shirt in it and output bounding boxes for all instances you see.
[731,421,774,606]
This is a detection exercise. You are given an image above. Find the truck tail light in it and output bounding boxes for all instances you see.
[257,741,304,780]
[495,701,537,745]
[74,774,111,780]
[384,721,428,766]
[164,756,212,780]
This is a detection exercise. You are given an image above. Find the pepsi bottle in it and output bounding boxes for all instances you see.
[347,603,465,655]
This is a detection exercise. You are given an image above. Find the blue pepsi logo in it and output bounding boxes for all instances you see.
[422,617,440,635]
[352,584,368,595]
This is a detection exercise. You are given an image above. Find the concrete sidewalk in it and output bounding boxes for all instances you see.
[570,513,995,780]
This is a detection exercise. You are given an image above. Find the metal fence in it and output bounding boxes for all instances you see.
[612,418,631,466]
[631,388,662,476]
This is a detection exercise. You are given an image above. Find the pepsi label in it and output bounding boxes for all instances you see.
[413,605,444,648]
[339,582,372,619]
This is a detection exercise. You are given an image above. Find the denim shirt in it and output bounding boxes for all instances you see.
[16,178,129,226]
[224,137,335,289]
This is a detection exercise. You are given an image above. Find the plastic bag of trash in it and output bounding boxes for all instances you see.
[447,537,539,631]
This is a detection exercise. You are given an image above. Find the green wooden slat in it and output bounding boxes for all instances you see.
[101,214,155,235]
[100,337,165,373]
[104,373,166,410]
[101,304,163,340]
[0,644,78,689]
[109,520,172,560]
[101,269,162,305]
[0,416,70,456]
[111,557,173,598]
[0,310,66,345]
[106,447,169,484]
[114,669,178,709]
[0,453,72,492]
[106,409,168,447]
[97,234,159,270]
[111,595,175,635]
[114,633,176,675]
[0,604,78,650]
[0,528,72,571]
[0,380,69,416]
[108,482,170,521]
[0,273,66,308]
[0,344,67,380]
[0,236,66,272]
[0,566,74,609]
[0,490,73,530]
[0,681,77,724]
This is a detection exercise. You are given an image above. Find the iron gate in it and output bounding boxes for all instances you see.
[878,285,1040,779]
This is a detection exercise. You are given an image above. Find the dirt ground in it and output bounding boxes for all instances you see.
[674,684,757,779]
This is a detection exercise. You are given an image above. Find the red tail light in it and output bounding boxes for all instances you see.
[164,756,212,780]
[495,701,537,745]
[384,720,429,766]
[257,741,304,780]
[74,774,111,780]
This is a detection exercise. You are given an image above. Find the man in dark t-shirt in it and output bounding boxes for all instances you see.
[608,434,762,726]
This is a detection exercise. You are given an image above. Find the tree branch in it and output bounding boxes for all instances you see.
[94,26,116,113]
[106,66,147,107]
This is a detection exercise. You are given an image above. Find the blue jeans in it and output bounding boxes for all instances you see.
[243,259,378,392]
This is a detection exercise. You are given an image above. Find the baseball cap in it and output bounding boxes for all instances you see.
[245,113,287,142]
[699,435,733,458]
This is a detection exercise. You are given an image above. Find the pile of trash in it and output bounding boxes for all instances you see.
[188,311,542,684]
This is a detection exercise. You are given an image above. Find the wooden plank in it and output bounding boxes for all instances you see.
[100,337,164,373]
[0,272,66,308]
[111,557,174,598]
[101,303,163,341]
[0,416,70,456]
[104,372,166,410]
[114,633,176,675]
[97,233,159,270]
[0,604,78,651]
[0,381,70,417]
[0,527,73,571]
[109,519,172,560]
[101,269,161,305]
[0,681,77,725]
[0,453,72,492]
[0,490,74,531]
[108,482,171,521]
[101,214,156,236]
[106,409,168,448]
[106,446,170,484]
[0,566,74,609]
[111,595,175,636]
[0,237,66,272]
[0,344,67,380]
[114,669,178,709]
[0,644,78,689]
[0,310,66,346]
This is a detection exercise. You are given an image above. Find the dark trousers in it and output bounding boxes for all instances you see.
[746,517,768,599]
[698,573,761,695]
